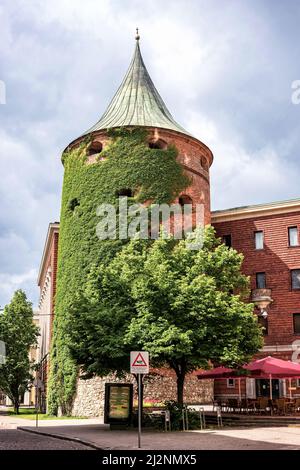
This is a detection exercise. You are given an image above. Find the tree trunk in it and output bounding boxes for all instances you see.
[169,359,187,407]
[176,373,185,407]
[14,399,19,415]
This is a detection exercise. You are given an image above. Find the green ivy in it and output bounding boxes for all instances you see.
[47,128,190,415]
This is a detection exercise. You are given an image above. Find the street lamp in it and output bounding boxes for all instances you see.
[251,288,273,319]
[259,309,268,319]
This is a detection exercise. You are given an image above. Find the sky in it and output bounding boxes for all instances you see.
[0,0,300,308]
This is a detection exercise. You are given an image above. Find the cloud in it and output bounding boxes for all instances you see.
[0,268,38,309]
[187,110,300,209]
[0,129,61,306]
[0,0,300,307]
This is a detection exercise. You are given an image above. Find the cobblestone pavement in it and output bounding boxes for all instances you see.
[0,430,93,450]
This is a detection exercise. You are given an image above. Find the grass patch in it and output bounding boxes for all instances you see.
[8,408,87,420]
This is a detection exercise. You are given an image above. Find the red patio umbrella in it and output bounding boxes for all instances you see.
[244,356,300,378]
[196,357,300,401]
[194,366,250,399]
[195,366,244,400]
[244,356,300,399]
[195,366,237,379]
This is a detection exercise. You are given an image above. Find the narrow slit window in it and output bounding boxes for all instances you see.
[288,227,299,247]
[291,270,300,290]
[293,314,300,334]
[256,272,266,289]
[255,231,264,250]
[223,235,232,248]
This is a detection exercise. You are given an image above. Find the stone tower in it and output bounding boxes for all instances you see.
[67,32,213,222]
[47,33,214,415]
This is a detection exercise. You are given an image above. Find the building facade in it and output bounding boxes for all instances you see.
[36,35,300,415]
[212,200,300,400]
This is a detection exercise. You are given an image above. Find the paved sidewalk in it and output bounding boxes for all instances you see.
[0,412,103,429]
[18,422,300,450]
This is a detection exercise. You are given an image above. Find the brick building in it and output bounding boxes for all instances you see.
[36,34,300,415]
[212,200,300,400]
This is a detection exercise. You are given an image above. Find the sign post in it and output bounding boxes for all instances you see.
[130,351,149,449]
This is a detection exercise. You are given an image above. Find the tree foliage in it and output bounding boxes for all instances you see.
[0,290,39,413]
[68,227,263,405]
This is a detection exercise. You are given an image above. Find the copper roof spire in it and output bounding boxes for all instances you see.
[83,33,189,136]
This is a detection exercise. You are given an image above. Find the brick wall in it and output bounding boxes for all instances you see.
[75,127,213,226]
[49,231,59,347]
[213,211,300,351]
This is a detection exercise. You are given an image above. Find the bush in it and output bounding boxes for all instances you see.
[164,400,203,430]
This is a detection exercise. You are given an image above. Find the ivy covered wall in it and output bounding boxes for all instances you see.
[47,128,190,414]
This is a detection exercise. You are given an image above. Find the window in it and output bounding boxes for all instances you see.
[256,272,266,289]
[149,139,167,150]
[68,198,80,212]
[88,141,102,156]
[291,270,300,290]
[288,227,299,247]
[227,379,235,388]
[293,314,300,334]
[255,231,264,250]
[223,235,232,248]
[116,188,133,197]
[297,379,300,387]
[178,195,193,206]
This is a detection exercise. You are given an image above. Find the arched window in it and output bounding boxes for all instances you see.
[88,141,103,156]
[116,188,133,197]
[69,198,80,212]
[201,156,208,171]
[148,139,167,150]
[179,195,193,206]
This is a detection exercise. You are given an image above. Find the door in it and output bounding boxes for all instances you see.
[256,379,280,398]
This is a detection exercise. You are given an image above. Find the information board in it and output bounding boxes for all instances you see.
[104,383,133,424]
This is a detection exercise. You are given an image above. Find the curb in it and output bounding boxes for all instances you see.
[18,426,103,450]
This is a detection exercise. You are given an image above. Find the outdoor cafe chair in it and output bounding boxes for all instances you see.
[274,398,286,416]
[285,398,296,415]
[295,398,300,413]
[227,398,239,413]
[239,398,249,414]
[256,397,271,414]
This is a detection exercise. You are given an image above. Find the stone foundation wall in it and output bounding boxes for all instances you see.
[71,369,213,417]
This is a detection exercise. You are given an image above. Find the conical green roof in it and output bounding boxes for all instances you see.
[83,37,190,136]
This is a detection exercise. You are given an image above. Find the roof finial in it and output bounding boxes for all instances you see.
[135,27,140,41]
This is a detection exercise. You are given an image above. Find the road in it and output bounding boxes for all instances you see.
[0,429,93,450]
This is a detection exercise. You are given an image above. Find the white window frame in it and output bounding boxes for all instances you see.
[255,231,264,250]
[291,271,300,291]
[227,379,235,388]
[288,226,299,247]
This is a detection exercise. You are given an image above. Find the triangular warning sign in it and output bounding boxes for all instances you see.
[132,352,147,367]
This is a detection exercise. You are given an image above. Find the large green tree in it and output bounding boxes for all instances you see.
[68,227,263,405]
[0,290,39,413]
